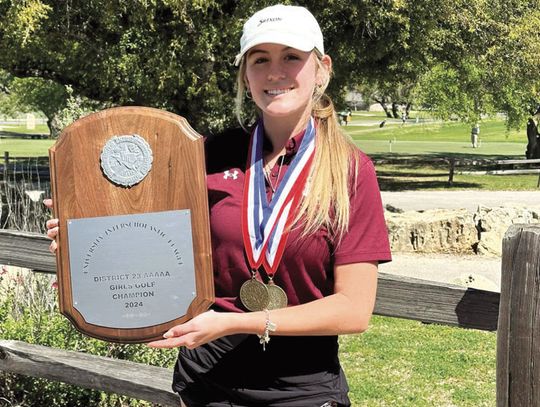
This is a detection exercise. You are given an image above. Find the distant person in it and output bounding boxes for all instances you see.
[345,109,352,125]
[400,111,407,127]
[526,118,540,159]
[471,123,480,148]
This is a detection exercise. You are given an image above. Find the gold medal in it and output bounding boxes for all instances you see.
[266,280,288,310]
[240,275,269,311]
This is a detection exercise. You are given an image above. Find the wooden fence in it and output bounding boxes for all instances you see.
[0,226,538,406]
[373,156,540,187]
[1,152,50,182]
[3,153,540,186]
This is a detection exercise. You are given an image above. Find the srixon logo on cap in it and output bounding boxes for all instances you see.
[258,17,282,26]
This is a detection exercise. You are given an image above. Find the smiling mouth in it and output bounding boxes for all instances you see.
[265,87,293,96]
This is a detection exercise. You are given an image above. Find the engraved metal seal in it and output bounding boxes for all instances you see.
[100,134,153,187]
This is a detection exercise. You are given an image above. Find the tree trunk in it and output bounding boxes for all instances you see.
[46,117,54,139]
[391,102,400,119]
[405,102,412,117]
[374,97,392,118]
[48,115,63,139]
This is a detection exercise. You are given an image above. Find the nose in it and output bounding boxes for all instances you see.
[267,60,286,81]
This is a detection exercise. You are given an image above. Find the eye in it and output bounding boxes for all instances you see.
[284,53,301,61]
[247,54,269,65]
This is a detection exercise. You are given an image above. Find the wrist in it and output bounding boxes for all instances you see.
[257,309,277,351]
[224,310,269,336]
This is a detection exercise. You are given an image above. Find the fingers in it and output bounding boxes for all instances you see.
[147,332,199,349]
[45,219,59,253]
[147,337,186,349]
[43,199,58,254]
[164,324,189,338]
[46,225,58,239]
[46,218,59,230]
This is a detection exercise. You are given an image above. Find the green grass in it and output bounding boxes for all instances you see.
[341,316,496,406]
[340,114,538,190]
[0,123,49,135]
[345,117,526,156]
[0,123,53,156]
[346,115,523,141]
[0,138,55,156]
[376,164,539,191]
[355,140,525,156]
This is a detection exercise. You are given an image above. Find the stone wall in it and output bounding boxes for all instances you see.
[385,205,540,256]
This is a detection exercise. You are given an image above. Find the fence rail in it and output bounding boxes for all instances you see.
[1,152,50,182]
[1,226,539,406]
[0,229,500,331]
[372,156,540,187]
[0,340,181,406]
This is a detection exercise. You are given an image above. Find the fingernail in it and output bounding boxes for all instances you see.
[163,332,172,338]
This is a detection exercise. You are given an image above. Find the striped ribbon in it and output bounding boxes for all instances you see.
[242,118,316,274]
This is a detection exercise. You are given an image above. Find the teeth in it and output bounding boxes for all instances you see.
[266,88,292,95]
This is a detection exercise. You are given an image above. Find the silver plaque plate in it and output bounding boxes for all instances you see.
[67,210,196,329]
[100,134,153,187]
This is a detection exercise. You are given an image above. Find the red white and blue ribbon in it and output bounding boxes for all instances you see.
[242,118,316,275]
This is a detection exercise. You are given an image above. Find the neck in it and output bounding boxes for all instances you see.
[262,110,311,154]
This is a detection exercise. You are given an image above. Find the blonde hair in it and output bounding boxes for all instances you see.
[235,53,359,239]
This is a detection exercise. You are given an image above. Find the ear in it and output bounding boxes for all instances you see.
[316,54,332,85]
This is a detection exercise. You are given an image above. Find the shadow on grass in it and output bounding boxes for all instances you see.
[370,152,519,162]
[379,170,451,178]
[0,130,49,139]
[373,152,488,191]
[377,178,481,191]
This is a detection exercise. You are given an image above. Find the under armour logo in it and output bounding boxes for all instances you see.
[223,170,239,180]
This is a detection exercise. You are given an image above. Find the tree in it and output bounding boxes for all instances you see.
[0,0,446,132]
[412,0,540,130]
[0,72,96,137]
[1,0,539,134]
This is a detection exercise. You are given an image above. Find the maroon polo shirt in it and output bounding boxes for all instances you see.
[205,127,391,313]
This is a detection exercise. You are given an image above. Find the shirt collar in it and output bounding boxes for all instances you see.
[262,128,306,157]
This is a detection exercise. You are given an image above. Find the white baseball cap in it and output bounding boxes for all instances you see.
[234,4,324,66]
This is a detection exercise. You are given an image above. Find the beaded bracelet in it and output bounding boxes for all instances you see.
[257,309,277,351]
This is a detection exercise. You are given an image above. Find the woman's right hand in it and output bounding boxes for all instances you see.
[43,199,59,254]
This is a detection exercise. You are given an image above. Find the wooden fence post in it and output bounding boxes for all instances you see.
[497,224,540,406]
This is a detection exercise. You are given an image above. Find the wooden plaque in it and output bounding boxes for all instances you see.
[49,106,214,343]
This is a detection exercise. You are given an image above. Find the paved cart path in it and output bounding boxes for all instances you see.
[381,190,540,212]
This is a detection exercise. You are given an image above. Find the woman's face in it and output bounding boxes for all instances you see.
[244,43,329,122]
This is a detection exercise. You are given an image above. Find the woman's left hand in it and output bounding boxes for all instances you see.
[147,310,232,349]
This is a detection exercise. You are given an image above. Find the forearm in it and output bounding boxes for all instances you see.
[228,291,374,337]
[148,263,378,349]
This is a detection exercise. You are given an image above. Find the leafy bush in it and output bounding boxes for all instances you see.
[0,269,178,407]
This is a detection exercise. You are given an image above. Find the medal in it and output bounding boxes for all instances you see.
[240,118,316,311]
[266,279,288,310]
[240,273,269,311]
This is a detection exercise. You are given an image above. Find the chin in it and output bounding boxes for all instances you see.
[263,103,309,119]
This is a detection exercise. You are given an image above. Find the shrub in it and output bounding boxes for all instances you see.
[0,269,178,407]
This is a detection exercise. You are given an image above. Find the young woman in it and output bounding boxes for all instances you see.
[46,5,391,406]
